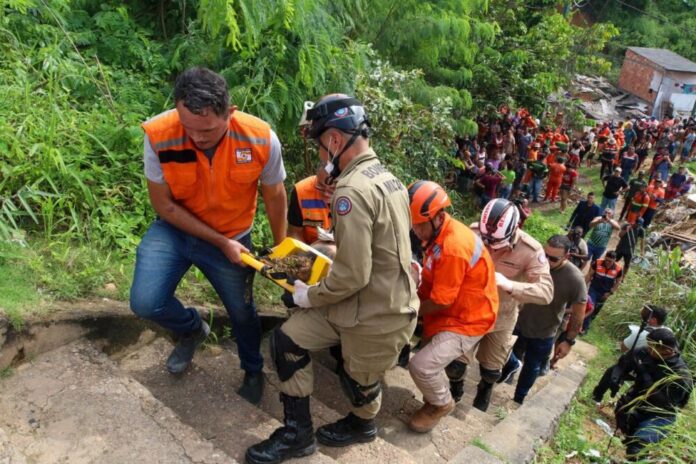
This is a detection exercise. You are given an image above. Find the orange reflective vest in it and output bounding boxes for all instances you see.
[142,109,271,238]
[647,185,665,210]
[419,214,499,338]
[294,176,331,244]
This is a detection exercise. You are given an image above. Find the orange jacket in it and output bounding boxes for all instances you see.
[419,214,499,338]
[647,185,665,210]
[547,162,566,183]
[143,109,271,238]
[294,176,331,244]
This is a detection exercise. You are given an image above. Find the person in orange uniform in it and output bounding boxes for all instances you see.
[130,68,288,405]
[625,184,650,225]
[406,181,498,433]
[287,163,333,244]
[559,162,578,213]
[642,179,665,227]
[544,156,566,202]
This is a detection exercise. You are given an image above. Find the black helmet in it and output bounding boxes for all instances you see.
[300,94,370,139]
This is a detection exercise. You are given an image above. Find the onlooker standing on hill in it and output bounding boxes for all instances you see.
[568,192,601,237]
[527,160,548,204]
[586,209,620,263]
[619,171,648,221]
[544,157,566,202]
[600,137,618,179]
[601,167,628,212]
[498,160,516,200]
[642,179,665,228]
[567,226,589,271]
[615,218,645,279]
[620,146,639,182]
[559,163,578,213]
[650,147,672,182]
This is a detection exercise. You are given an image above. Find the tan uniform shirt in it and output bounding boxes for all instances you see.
[308,150,419,334]
[471,224,554,316]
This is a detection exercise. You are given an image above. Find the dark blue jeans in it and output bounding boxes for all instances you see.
[583,286,608,332]
[130,220,262,373]
[530,178,543,203]
[505,331,555,403]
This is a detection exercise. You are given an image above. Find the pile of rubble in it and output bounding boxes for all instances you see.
[550,75,650,122]
[650,193,696,267]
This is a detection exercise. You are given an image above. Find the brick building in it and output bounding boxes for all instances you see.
[618,47,696,118]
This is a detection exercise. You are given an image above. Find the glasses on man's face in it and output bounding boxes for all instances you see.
[545,253,563,263]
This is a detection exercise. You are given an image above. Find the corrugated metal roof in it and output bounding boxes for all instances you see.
[628,47,696,73]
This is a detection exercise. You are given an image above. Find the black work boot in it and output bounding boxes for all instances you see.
[238,371,265,405]
[245,394,315,464]
[166,320,210,374]
[472,380,494,412]
[450,380,465,403]
[316,413,377,447]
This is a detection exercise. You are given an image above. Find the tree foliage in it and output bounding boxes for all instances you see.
[583,0,696,64]
[0,0,619,249]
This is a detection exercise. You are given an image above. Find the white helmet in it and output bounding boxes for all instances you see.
[480,199,520,249]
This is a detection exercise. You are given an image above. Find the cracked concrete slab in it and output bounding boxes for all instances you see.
[0,341,235,464]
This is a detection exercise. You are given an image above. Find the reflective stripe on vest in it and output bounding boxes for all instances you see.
[142,109,271,238]
[595,260,621,280]
[470,234,483,269]
[295,176,330,244]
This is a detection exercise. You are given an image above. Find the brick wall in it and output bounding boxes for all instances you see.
[618,49,660,103]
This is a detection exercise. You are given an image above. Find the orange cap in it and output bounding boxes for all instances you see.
[407,181,451,224]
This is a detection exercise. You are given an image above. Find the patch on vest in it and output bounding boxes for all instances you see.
[235,148,253,164]
[335,196,352,216]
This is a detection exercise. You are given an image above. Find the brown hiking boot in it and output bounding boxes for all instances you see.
[408,399,455,433]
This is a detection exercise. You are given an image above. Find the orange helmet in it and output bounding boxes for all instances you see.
[407,181,451,224]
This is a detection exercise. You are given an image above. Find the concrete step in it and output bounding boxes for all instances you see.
[303,349,484,463]
[242,337,420,464]
[118,337,336,464]
[0,340,235,464]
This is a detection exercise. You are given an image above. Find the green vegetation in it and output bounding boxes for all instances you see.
[537,248,696,463]
[0,0,619,324]
[581,0,696,65]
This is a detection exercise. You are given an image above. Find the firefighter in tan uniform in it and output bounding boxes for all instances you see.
[446,198,553,412]
[246,95,418,464]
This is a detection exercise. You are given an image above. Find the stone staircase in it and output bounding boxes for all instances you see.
[0,314,593,464]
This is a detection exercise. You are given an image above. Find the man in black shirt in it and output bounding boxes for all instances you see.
[568,192,601,237]
[600,167,628,212]
[615,218,645,280]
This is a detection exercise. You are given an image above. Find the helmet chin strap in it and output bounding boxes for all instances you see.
[423,216,444,250]
[325,129,363,183]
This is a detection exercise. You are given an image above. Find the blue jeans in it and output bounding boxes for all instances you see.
[583,286,608,332]
[498,184,512,200]
[530,178,543,202]
[130,220,263,373]
[587,243,606,263]
[505,331,555,403]
[600,196,617,212]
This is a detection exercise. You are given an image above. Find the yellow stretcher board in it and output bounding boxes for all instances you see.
[241,237,332,293]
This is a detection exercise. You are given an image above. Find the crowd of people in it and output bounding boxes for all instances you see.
[445,110,695,225]
[128,68,692,464]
